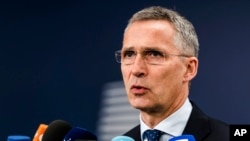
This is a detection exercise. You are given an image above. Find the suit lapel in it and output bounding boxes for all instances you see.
[124,125,141,141]
[182,102,211,140]
[124,102,211,141]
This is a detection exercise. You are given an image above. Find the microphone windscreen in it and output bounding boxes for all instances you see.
[63,127,97,141]
[169,134,196,141]
[7,135,31,141]
[42,120,72,141]
[111,136,134,141]
[33,124,48,141]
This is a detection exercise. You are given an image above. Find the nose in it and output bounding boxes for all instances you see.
[131,54,147,77]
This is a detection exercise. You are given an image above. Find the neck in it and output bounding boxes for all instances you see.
[141,95,188,128]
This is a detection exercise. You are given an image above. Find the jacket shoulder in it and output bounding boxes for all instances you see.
[184,101,229,141]
[205,117,229,141]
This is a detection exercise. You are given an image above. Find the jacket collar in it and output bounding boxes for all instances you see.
[182,101,211,140]
[124,102,211,141]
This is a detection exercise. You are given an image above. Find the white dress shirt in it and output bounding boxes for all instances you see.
[140,98,193,141]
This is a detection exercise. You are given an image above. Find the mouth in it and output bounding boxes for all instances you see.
[130,85,148,94]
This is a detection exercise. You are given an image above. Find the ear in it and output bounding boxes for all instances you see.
[183,57,198,82]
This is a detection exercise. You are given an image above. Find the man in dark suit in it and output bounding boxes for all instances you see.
[124,102,229,141]
[114,6,229,141]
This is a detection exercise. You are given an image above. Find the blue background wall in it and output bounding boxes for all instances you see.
[1,0,250,140]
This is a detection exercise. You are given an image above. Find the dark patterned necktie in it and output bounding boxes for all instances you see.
[143,129,164,141]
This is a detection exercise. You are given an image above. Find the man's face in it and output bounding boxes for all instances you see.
[121,20,192,113]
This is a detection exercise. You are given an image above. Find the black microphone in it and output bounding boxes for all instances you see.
[41,120,72,141]
[169,134,196,141]
[63,127,97,141]
[111,136,135,141]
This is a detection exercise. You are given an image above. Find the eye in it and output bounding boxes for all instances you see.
[122,50,136,58]
[145,50,164,58]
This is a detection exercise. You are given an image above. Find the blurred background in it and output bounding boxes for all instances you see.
[1,0,250,141]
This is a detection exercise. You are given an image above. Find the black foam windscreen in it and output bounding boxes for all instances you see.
[42,120,72,141]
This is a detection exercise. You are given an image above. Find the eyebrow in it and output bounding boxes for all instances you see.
[122,46,165,51]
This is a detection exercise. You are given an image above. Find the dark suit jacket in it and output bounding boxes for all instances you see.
[123,102,229,141]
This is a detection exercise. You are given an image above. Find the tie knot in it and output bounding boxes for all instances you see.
[143,129,164,141]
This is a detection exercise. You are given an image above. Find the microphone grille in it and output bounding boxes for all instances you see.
[42,120,72,141]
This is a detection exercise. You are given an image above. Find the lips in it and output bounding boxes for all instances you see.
[130,85,148,94]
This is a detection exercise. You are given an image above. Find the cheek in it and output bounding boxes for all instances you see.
[121,64,134,77]
[152,67,172,83]
[152,65,183,92]
[121,66,131,90]
[161,63,184,80]
[121,66,129,79]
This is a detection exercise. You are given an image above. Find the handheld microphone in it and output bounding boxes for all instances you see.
[41,120,72,141]
[111,136,134,141]
[7,135,31,141]
[169,135,196,141]
[63,127,97,141]
[33,124,48,141]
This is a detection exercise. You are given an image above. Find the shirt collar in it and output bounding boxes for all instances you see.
[140,98,193,138]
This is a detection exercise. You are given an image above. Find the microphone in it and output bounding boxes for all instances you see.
[63,127,97,141]
[111,136,135,141]
[169,135,196,141]
[41,120,72,141]
[7,135,31,141]
[33,124,48,141]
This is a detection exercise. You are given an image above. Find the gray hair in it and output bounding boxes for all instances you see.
[125,6,199,57]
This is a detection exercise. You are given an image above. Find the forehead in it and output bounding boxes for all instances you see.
[122,20,177,52]
[127,19,174,30]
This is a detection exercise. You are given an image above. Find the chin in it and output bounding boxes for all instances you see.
[132,103,163,113]
[131,103,150,110]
